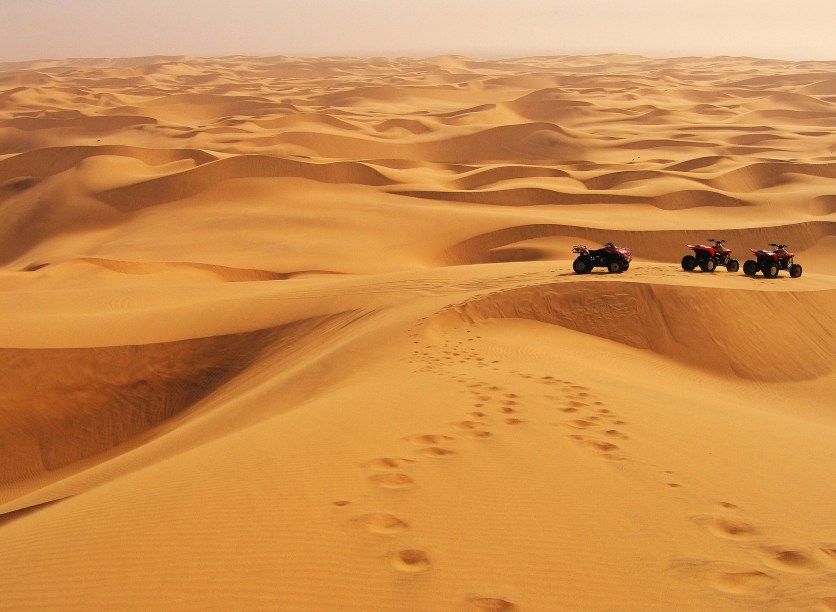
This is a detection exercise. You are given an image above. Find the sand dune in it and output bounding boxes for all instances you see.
[449,280,834,381]
[95,155,395,210]
[0,326,283,485]
[0,54,834,611]
[0,144,216,182]
[441,220,835,266]
[2,113,157,133]
[451,165,572,190]
[707,161,836,191]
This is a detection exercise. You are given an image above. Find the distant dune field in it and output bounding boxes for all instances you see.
[0,55,834,611]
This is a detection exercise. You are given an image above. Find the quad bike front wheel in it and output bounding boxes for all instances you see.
[790,264,803,278]
[726,259,739,273]
[681,255,696,271]
[700,258,717,272]
[607,259,623,274]
[763,262,779,278]
[572,256,592,274]
[743,260,758,276]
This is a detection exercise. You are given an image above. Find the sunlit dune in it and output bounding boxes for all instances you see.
[0,54,834,611]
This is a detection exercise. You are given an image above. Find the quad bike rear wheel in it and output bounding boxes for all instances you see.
[700,258,717,272]
[726,259,739,273]
[681,255,696,271]
[790,264,803,278]
[607,259,623,274]
[572,256,592,274]
[743,260,758,276]
[763,262,779,278]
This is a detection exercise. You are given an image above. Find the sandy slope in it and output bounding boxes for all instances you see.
[0,55,834,611]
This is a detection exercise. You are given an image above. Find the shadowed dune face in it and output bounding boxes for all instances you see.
[444,282,834,381]
[0,330,276,485]
[0,315,351,486]
[440,221,836,266]
[0,55,835,611]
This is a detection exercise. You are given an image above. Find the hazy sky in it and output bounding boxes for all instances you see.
[1,0,834,63]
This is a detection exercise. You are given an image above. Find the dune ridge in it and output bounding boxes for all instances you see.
[447,281,834,381]
[95,154,395,210]
[71,257,316,281]
[0,54,834,612]
[0,145,217,182]
[441,220,835,265]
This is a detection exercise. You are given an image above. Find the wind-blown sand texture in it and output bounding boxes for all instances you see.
[0,54,835,611]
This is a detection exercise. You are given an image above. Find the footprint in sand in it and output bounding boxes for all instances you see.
[758,545,821,573]
[583,439,621,455]
[353,513,409,535]
[564,418,598,429]
[465,430,494,439]
[716,501,739,510]
[661,471,683,488]
[710,568,776,595]
[691,515,758,541]
[671,560,777,597]
[404,434,455,446]
[450,420,494,439]
[465,596,518,611]
[421,446,457,459]
[453,420,488,430]
[602,429,629,440]
[364,457,417,471]
[566,433,624,460]
[391,549,431,573]
[370,473,415,490]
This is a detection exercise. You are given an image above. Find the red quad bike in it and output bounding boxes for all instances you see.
[681,238,739,273]
[743,243,802,278]
[572,242,632,274]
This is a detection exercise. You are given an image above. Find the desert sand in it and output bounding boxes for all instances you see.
[0,54,834,611]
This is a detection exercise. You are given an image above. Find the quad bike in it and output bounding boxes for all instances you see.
[681,238,739,273]
[572,242,632,274]
[743,244,802,278]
